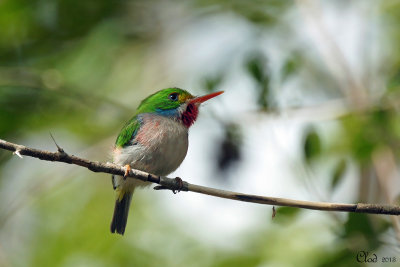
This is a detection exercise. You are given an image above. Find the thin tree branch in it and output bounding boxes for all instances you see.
[1,138,400,215]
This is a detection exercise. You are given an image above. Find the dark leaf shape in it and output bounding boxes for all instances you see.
[245,53,271,110]
[331,159,347,190]
[246,56,265,83]
[216,123,243,173]
[303,128,321,162]
[281,53,301,80]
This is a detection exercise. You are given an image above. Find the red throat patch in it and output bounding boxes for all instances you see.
[181,103,199,128]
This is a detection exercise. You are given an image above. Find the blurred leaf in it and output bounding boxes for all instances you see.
[338,109,400,163]
[257,83,270,110]
[245,53,271,110]
[281,52,301,80]
[343,213,379,250]
[303,128,321,163]
[0,0,124,64]
[246,55,265,83]
[331,159,347,190]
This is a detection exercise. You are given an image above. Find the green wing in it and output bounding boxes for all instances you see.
[115,116,141,148]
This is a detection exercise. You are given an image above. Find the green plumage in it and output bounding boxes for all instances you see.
[115,118,140,148]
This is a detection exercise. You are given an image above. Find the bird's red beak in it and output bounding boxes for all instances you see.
[190,91,224,104]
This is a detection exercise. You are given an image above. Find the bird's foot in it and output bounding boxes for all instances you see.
[123,165,131,180]
[153,177,184,193]
[172,177,183,194]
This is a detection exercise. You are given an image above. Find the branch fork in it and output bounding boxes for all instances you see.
[13,149,23,158]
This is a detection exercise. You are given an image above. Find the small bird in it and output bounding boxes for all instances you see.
[111,88,223,235]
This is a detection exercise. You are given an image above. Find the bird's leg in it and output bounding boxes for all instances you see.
[172,177,183,194]
[123,165,131,180]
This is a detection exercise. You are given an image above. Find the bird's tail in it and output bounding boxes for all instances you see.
[110,191,133,235]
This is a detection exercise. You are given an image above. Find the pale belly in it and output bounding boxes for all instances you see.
[113,114,189,190]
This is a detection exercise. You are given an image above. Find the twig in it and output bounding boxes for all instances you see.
[49,132,64,153]
[1,138,400,215]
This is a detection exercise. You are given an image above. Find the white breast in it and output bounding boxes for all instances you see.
[113,114,189,190]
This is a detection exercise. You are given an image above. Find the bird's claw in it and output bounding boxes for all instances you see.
[154,185,167,190]
[172,177,183,194]
[123,165,131,180]
[153,177,184,193]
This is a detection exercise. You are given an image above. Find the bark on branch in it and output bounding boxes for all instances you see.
[1,138,400,216]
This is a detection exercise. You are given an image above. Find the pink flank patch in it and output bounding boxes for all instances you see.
[113,147,122,161]
[135,118,160,145]
[113,147,122,155]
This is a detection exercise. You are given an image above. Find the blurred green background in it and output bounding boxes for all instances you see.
[1,0,400,266]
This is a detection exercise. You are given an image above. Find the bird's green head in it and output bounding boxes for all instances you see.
[136,88,194,114]
[136,88,223,127]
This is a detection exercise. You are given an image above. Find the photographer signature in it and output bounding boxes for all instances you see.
[357,251,396,263]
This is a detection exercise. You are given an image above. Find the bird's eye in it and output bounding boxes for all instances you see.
[168,93,179,101]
